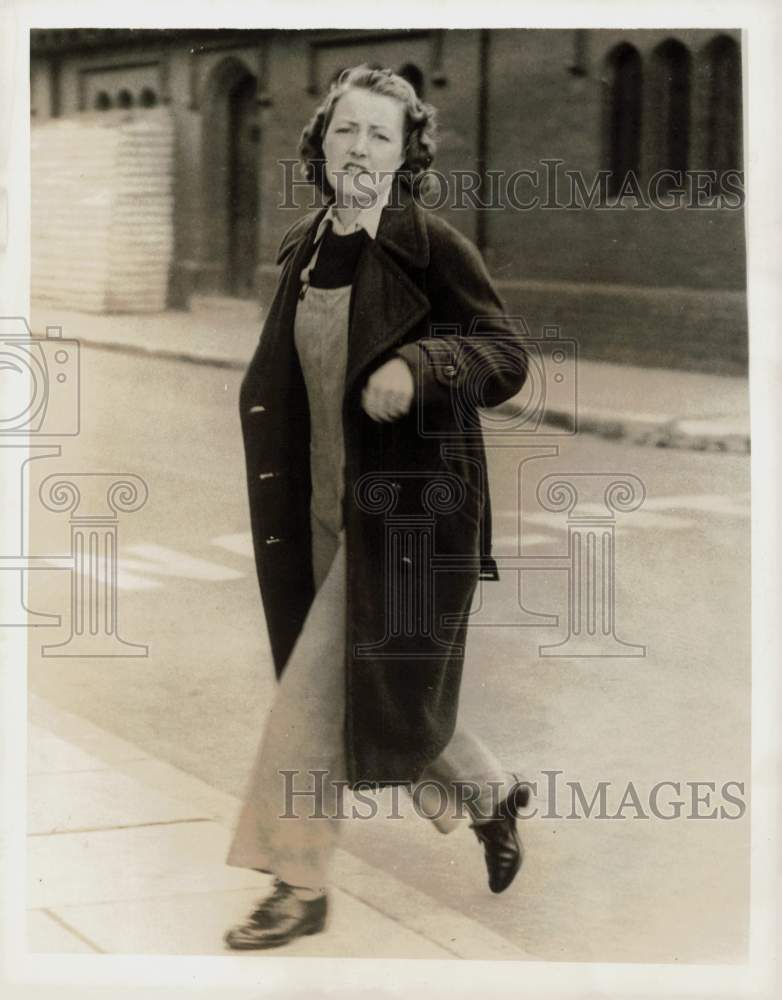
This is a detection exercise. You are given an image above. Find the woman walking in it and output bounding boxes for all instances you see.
[224,64,530,951]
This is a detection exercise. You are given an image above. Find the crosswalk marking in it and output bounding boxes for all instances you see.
[491,533,556,549]
[33,491,748,598]
[122,544,245,581]
[497,492,749,534]
[40,557,163,591]
[211,533,255,557]
[42,543,248,592]
[640,494,750,517]
[514,510,695,532]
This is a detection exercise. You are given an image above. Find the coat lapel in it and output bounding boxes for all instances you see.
[345,185,431,394]
[345,240,430,395]
[272,208,326,349]
[251,208,325,420]
[272,186,431,398]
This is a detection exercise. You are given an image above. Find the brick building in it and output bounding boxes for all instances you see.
[30,28,746,373]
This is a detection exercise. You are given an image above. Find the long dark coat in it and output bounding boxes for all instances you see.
[239,183,528,788]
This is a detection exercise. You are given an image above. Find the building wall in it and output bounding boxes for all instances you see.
[485,29,744,289]
[30,28,748,372]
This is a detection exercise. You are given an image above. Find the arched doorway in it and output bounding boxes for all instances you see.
[202,59,259,298]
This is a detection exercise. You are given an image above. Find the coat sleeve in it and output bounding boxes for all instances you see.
[394,223,528,410]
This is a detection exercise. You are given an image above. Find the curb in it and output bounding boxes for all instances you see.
[74,335,246,371]
[69,335,750,455]
[495,400,751,455]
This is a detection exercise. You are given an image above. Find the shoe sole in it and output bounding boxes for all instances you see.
[490,852,523,894]
[224,915,328,951]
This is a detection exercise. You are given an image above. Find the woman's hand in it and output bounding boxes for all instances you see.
[361,358,415,422]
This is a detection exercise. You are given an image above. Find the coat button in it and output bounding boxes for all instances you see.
[248,405,266,414]
[258,471,278,480]
[265,535,282,545]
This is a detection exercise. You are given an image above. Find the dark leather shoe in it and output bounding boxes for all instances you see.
[470,778,530,894]
[224,879,328,950]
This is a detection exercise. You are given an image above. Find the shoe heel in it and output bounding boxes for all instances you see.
[302,898,328,935]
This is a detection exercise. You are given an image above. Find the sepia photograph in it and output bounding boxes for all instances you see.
[0,2,779,997]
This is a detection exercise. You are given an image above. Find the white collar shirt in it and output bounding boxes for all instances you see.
[313,184,392,246]
[301,185,392,292]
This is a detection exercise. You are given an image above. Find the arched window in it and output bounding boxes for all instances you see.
[139,87,158,108]
[397,62,424,97]
[649,38,691,190]
[605,44,642,197]
[94,91,112,111]
[116,89,134,109]
[704,34,741,189]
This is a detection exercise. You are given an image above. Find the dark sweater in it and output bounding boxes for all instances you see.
[309,223,369,288]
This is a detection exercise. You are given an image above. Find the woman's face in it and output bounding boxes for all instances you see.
[322,87,406,206]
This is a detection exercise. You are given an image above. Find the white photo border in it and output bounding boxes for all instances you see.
[1,1,779,997]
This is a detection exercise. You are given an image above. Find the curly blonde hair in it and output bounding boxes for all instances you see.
[298,64,438,196]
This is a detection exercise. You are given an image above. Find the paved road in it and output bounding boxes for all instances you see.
[26,346,750,964]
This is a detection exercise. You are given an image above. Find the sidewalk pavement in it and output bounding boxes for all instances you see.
[26,692,531,959]
[30,299,750,454]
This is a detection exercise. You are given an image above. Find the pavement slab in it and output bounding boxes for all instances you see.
[46,887,455,958]
[26,695,534,960]
[28,821,263,910]
[28,768,210,835]
[27,909,100,954]
[28,725,110,775]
